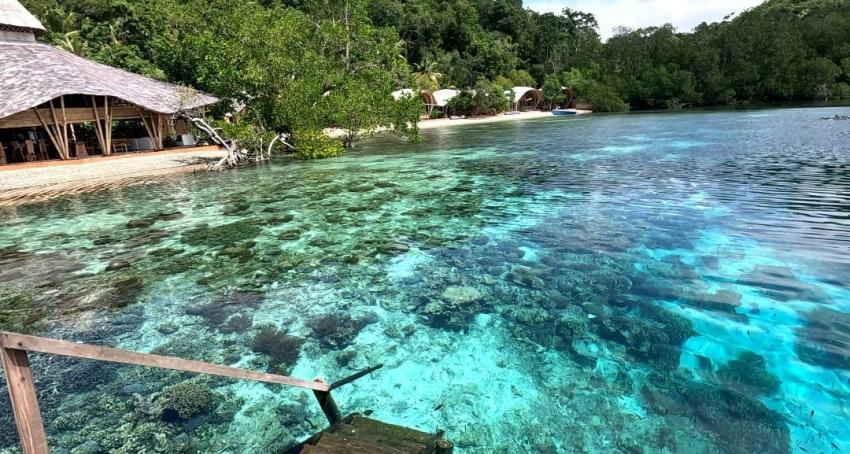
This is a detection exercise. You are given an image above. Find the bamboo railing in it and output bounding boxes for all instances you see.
[0,331,382,454]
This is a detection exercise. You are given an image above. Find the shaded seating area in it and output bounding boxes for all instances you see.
[510,87,543,112]
[0,0,218,165]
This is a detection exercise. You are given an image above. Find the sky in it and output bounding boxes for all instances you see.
[525,0,765,39]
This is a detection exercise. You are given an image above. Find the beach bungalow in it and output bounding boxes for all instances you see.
[433,89,459,112]
[510,87,543,112]
[0,0,218,165]
[391,89,438,116]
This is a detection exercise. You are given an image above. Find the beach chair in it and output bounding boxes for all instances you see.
[112,139,129,153]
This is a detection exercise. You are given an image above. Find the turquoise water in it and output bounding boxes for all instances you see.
[1,107,850,453]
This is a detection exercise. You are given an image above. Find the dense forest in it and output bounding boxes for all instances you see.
[21,0,850,152]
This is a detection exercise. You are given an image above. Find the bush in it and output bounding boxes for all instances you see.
[472,78,510,115]
[293,129,344,160]
[446,90,474,116]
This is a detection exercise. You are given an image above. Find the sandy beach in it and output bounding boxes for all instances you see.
[418,109,589,129]
[0,146,226,206]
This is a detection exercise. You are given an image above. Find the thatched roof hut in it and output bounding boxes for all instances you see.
[0,0,217,164]
[433,89,459,108]
[391,89,438,115]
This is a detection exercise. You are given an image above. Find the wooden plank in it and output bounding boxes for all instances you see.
[0,342,48,454]
[0,332,329,392]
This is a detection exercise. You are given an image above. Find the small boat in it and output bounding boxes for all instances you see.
[551,108,578,116]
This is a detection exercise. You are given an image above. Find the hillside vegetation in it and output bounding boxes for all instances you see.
[22,0,850,147]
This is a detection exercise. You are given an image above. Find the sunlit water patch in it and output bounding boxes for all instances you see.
[1,107,850,453]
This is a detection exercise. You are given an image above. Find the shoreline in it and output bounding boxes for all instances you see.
[0,146,226,207]
[0,110,588,205]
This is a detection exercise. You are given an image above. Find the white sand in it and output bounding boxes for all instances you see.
[0,147,226,205]
[418,110,589,129]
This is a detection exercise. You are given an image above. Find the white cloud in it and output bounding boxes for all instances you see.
[525,0,765,39]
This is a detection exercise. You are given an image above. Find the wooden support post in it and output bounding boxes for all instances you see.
[312,379,342,425]
[91,96,106,154]
[48,99,67,160]
[104,96,113,156]
[137,108,156,151]
[34,108,61,159]
[0,336,48,454]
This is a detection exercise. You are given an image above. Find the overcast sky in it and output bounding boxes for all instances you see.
[525,0,765,39]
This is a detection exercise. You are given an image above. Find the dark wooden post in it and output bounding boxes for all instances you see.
[0,334,48,454]
[312,379,342,425]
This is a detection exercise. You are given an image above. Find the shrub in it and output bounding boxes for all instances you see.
[293,129,344,160]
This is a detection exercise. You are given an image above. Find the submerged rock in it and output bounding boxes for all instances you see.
[795,308,850,370]
[251,327,304,373]
[441,286,483,305]
[311,313,370,349]
[717,351,781,396]
[738,265,828,303]
[642,372,790,454]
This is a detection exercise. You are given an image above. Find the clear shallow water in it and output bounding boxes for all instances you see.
[1,107,850,453]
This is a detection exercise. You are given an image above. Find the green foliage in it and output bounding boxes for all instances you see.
[471,79,510,115]
[507,69,535,87]
[563,69,628,112]
[445,90,475,116]
[541,75,565,108]
[293,130,345,160]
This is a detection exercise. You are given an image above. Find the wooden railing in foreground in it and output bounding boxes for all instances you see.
[0,331,383,454]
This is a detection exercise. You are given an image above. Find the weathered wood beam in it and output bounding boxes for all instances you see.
[47,99,67,160]
[0,332,330,392]
[0,338,48,454]
[91,96,106,154]
[33,108,62,158]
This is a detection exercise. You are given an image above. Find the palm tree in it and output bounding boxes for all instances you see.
[412,59,443,91]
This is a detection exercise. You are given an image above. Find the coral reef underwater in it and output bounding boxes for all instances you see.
[1,108,850,453]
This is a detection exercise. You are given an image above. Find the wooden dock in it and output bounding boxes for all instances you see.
[0,332,453,454]
[293,414,453,454]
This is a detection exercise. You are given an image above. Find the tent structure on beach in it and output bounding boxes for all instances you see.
[0,0,218,165]
[391,89,439,116]
[510,87,543,112]
[433,89,459,109]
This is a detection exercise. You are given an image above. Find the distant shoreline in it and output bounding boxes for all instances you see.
[1,111,593,206]
[418,110,591,129]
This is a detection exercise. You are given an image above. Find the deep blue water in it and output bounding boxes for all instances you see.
[1,107,849,453]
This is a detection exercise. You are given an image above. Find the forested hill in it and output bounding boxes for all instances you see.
[20,0,850,118]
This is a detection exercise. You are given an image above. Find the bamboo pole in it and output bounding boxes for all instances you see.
[103,96,113,155]
[47,99,67,160]
[33,108,61,158]
[0,340,48,454]
[60,96,70,151]
[91,96,106,153]
[137,108,156,150]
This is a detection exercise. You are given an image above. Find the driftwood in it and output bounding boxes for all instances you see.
[186,117,293,170]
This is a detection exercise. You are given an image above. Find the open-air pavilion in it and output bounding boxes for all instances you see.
[0,0,218,165]
[510,87,543,112]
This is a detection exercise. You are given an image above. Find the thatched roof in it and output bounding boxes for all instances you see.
[0,41,218,120]
[0,0,44,33]
[511,87,542,104]
[433,89,458,107]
